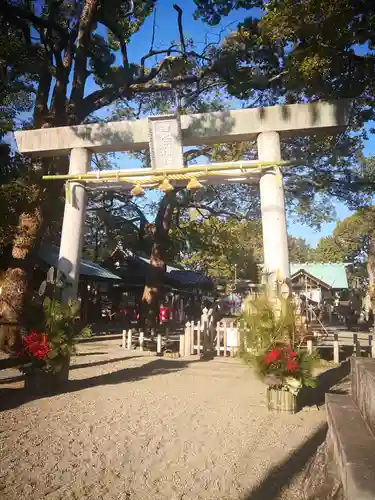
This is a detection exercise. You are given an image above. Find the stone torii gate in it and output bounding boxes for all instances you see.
[15,100,349,300]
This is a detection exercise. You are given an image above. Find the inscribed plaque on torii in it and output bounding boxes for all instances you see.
[148,114,184,170]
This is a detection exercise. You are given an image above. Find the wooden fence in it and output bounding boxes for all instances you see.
[122,329,164,355]
[121,320,241,358]
[122,322,375,366]
[307,332,375,363]
[180,320,240,357]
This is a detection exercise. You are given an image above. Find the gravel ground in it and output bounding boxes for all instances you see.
[0,339,331,500]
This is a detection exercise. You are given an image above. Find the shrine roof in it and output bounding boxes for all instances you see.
[38,245,121,281]
[290,263,349,289]
[110,245,212,288]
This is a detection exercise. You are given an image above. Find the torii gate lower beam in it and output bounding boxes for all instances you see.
[14,100,350,300]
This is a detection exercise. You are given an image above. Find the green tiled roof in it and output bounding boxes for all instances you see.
[290,263,348,289]
[38,245,121,281]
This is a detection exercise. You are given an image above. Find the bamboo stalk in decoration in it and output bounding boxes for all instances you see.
[275,268,282,282]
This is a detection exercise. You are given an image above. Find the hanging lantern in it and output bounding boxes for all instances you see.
[186,177,203,191]
[158,178,174,193]
[130,184,145,197]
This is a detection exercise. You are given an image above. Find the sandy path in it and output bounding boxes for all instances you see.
[0,339,327,500]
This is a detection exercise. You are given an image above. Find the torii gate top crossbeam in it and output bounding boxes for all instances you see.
[14,100,351,157]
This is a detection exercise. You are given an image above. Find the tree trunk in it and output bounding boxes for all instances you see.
[368,241,375,329]
[140,192,176,333]
[0,0,98,354]
[0,207,41,353]
[0,157,67,353]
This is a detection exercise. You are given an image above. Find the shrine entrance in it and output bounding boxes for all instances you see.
[15,100,349,302]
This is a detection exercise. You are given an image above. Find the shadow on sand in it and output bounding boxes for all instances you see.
[75,351,109,356]
[0,357,197,412]
[243,423,328,500]
[299,360,350,409]
[71,355,143,371]
[0,354,143,385]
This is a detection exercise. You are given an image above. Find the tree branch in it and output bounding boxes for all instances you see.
[149,7,157,52]
[98,1,135,72]
[33,28,53,128]
[187,203,241,220]
[70,0,98,115]
[184,146,212,163]
[47,1,70,125]
[268,70,289,83]
[63,21,80,69]
[173,4,186,55]
[130,72,208,92]
[139,47,178,79]
[125,0,135,17]
[79,68,211,120]
[100,17,129,69]
[2,1,68,41]
[76,0,217,121]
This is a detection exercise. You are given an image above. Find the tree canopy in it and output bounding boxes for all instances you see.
[173,216,262,280]
[261,0,375,113]
[312,206,375,297]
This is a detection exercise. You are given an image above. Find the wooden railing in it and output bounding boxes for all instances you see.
[121,320,374,365]
[307,332,375,363]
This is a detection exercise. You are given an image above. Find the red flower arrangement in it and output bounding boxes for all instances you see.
[250,343,318,395]
[263,346,299,373]
[20,330,50,361]
[287,351,299,372]
[264,348,281,364]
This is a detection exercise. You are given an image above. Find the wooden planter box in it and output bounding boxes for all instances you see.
[24,358,70,395]
[266,387,298,414]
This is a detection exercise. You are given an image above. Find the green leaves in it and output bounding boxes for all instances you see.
[313,206,375,265]
[239,294,295,355]
[193,1,263,25]
[312,205,375,295]
[80,326,92,338]
[42,294,92,372]
[261,0,375,119]
[173,217,262,280]
[239,294,320,393]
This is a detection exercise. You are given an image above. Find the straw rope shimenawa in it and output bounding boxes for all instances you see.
[42,160,294,181]
[43,160,294,198]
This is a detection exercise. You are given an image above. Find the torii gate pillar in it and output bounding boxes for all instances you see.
[257,131,289,285]
[58,147,92,302]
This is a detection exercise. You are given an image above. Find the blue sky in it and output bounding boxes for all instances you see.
[93,0,373,247]
[15,1,375,247]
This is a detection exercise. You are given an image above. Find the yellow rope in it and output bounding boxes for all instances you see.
[66,168,265,187]
[64,164,282,200]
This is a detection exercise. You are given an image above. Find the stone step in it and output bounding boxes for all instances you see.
[327,393,375,499]
[351,357,375,435]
